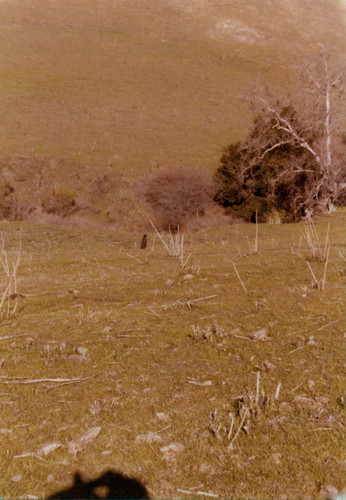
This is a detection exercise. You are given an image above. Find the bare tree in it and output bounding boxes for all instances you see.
[241,47,345,218]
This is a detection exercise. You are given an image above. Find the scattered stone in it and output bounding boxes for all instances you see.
[199,463,213,473]
[76,347,88,356]
[293,395,329,410]
[101,450,112,456]
[61,354,91,363]
[26,338,34,349]
[38,442,63,456]
[156,412,169,422]
[307,380,315,390]
[165,279,173,286]
[102,326,112,333]
[135,432,162,444]
[249,328,270,341]
[307,336,316,346]
[0,428,13,434]
[59,342,66,353]
[160,442,185,461]
[183,274,193,280]
[262,360,276,371]
[315,396,329,406]
[188,379,212,386]
[293,396,316,408]
[68,289,80,298]
[46,474,54,483]
[67,427,101,457]
[320,485,339,499]
[12,474,22,482]
[272,452,281,465]
[78,427,101,443]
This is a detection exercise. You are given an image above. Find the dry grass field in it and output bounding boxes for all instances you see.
[0,0,344,194]
[0,1,345,498]
[0,210,344,499]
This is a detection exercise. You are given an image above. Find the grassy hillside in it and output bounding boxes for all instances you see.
[0,0,344,177]
[0,210,344,499]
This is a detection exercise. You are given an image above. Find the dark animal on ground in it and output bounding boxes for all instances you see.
[140,234,147,249]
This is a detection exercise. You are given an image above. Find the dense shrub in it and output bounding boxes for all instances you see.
[42,187,77,217]
[0,179,33,221]
[214,102,344,222]
[139,166,214,230]
[0,179,15,219]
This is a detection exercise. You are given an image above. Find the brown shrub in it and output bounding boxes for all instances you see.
[41,187,77,217]
[138,166,214,230]
[0,179,34,221]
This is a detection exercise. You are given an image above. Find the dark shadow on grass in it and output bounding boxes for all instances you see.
[46,470,150,499]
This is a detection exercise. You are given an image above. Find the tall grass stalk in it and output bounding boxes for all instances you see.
[303,219,330,261]
[232,262,248,294]
[149,220,191,266]
[0,231,22,317]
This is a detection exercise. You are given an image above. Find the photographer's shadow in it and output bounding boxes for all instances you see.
[47,470,149,499]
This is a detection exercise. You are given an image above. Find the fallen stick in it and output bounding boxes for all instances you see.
[274,382,282,400]
[0,333,33,341]
[126,253,144,264]
[188,294,217,304]
[177,489,219,498]
[232,262,248,294]
[228,407,248,450]
[315,319,339,331]
[233,334,253,341]
[0,377,80,383]
[42,373,100,391]
[288,345,305,355]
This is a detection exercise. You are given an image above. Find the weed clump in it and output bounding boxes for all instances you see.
[42,187,77,217]
[0,179,33,221]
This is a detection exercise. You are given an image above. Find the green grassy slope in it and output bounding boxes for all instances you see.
[0,210,344,499]
[0,0,344,175]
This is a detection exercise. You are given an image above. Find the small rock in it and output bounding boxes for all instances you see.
[272,452,281,465]
[68,427,101,457]
[62,354,91,363]
[262,360,276,371]
[160,442,185,460]
[165,279,173,286]
[135,432,162,444]
[307,380,315,390]
[320,485,339,499]
[183,274,193,280]
[293,396,316,408]
[78,427,101,444]
[307,336,316,346]
[76,347,88,356]
[156,412,169,422]
[12,474,22,482]
[103,326,112,333]
[249,328,270,341]
[199,463,213,473]
[68,289,80,298]
[315,396,329,406]
[101,450,112,456]
[46,474,54,483]
[38,442,63,456]
[0,428,13,434]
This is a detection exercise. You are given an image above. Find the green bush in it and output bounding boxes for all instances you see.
[42,187,77,217]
